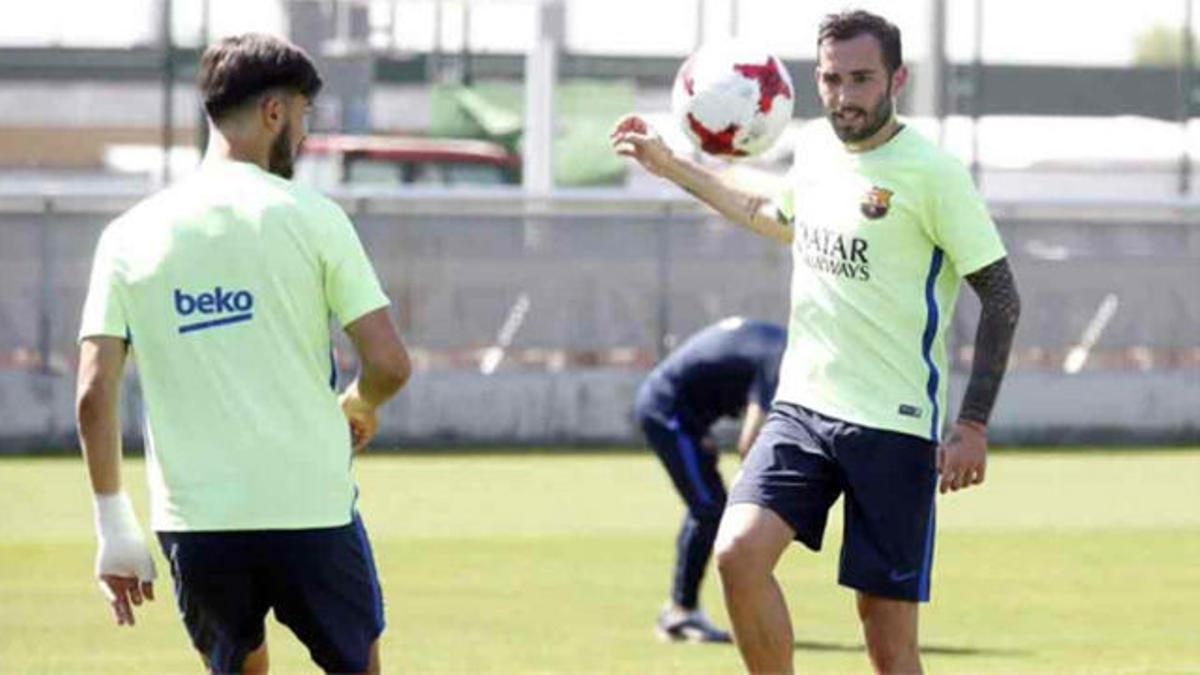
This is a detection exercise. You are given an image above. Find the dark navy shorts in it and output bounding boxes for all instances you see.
[728,402,939,602]
[157,512,384,673]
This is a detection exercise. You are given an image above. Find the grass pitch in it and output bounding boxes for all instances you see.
[1,449,1198,674]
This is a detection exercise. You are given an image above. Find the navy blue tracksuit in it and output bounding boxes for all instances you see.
[633,318,786,610]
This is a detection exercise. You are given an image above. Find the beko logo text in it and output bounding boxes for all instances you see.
[174,287,254,333]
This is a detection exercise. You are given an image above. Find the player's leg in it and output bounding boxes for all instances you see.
[639,412,729,640]
[713,503,796,674]
[661,418,727,611]
[673,514,717,609]
[719,403,844,674]
[157,531,272,674]
[267,512,385,674]
[240,642,269,675]
[365,638,381,674]
[857,593,920,673]
[833,425,938,674]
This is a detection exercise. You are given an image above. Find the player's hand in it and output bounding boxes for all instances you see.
[98,572,155,627]
[610,114,675,177]
[93,493,156,627]
[700,435,719,456]
[339,386,379,452]
[938,420,988,494]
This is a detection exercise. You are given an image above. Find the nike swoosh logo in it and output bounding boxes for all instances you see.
[888,569,919,583]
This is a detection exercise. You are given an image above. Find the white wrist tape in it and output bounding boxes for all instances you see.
[93,492,156,583]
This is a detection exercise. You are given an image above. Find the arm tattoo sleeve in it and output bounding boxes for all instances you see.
[959,258,1022,425]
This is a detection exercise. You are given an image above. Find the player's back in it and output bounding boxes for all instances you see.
[637,317,786,433]
[82,159,388,532]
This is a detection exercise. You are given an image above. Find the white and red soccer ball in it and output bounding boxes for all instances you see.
[671,41,795,158]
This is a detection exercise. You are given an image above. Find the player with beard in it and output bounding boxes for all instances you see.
[612,10,1021,673]
[76,33,410,674]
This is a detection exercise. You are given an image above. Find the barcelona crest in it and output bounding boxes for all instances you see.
[860,186,894,220]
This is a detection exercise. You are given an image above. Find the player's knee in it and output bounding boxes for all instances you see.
[858,596,920,672]
[714,504,791,584]
[862,630,918,660]
[865,643,921,675]
[714,529,766,584]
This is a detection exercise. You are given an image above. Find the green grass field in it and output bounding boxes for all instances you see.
[1,449,1198,674]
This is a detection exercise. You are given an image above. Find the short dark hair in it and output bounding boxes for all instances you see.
[817,10,903,74]
[198,33,323,122]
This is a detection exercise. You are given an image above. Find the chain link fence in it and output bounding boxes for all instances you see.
[1,192,1197,448]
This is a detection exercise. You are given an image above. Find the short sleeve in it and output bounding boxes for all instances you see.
[748,354,781,410]
[927,160,1007,277]
[78,229,129,342]
[320,204,390,328]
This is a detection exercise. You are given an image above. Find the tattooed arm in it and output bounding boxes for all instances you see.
[959,258,1022,425]
[939,257,1021,494]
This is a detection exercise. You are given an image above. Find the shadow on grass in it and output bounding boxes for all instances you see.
[688,638,1028,658]
[791,640,1028,657]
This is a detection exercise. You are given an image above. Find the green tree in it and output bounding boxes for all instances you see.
[1133,23,1197,66]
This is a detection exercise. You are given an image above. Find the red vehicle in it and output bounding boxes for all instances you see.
[296,134,521,188]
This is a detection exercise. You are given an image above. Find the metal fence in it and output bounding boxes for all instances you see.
[1,191,1197,448]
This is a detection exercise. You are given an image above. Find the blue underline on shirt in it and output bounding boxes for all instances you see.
[178,312,254,334]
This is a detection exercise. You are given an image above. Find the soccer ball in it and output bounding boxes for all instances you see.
[671,41,794,158]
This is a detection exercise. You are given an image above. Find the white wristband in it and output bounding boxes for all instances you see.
[92,492,156,583]
[94,492,141,538]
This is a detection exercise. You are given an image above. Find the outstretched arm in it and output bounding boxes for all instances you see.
[610,115,793,245]
[938,258,1021,493]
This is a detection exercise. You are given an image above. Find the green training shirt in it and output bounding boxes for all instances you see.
[79,159,389,531]
[773,121,1006,441]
